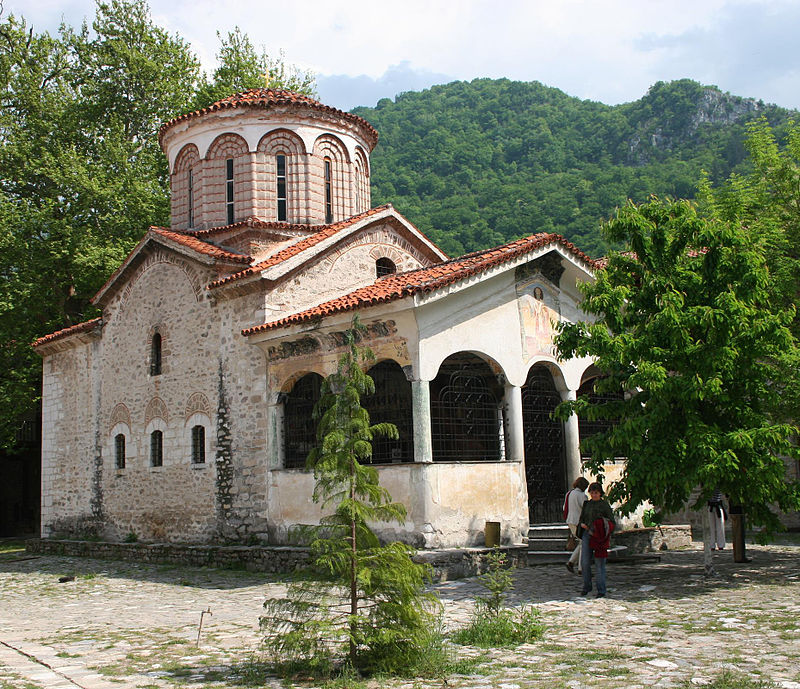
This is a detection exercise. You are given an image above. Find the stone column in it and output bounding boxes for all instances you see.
[411,379,433,463]
[266,393,285,469]
[561,388,582,481]
[504,384,525,464]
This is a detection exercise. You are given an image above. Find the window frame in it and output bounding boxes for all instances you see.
[114,433,126,470]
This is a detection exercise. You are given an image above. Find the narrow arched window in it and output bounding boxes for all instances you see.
[150,333,162,376]
[324,157,333,224]
[191,425,205,464]
[376,257,396,278]
[276,154,287,221]
[187,168,194,228]
[225,157,234,225]
[115,434,126,469]
[150,430,163,467]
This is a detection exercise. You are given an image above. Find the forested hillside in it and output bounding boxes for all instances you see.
[354,78,794,257]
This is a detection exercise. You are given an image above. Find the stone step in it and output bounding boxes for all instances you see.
[527,544,629,566]
[528,523,570,539]
[528,537,574,552]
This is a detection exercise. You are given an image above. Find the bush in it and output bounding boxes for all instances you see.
[451,604,544,647]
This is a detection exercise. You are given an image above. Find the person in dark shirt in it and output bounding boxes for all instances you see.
[578,482,616,598]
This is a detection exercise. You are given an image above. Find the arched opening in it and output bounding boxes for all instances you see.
[522,364,566,523]
[577,375,623,459]
[283,372,323,469]
[375,257,396,278]
[362,361,412,463]
[430,353,504,462]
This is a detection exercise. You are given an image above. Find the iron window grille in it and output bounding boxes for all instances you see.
[226,157,234,225]
[115,433,126,469]
[191,425,205,464]
[150,333,162,376]
[276,154,287,221]
[283,373,323,469]
[362,361,412,463]
[150,430,163,467]
[430,358,503,462]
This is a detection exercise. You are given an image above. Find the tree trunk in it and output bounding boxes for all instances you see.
[349,459,357,667]
[701,505,716,576]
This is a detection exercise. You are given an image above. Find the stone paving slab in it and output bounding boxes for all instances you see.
[1,542,798,688]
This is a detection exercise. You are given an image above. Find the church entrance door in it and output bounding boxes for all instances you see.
[522,365,566,523]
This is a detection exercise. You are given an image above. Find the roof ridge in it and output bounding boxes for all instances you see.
[242,232,595,336]
[159,88,378,149]
[207,205,395,290]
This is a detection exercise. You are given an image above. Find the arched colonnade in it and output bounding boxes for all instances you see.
[274,350,607,524]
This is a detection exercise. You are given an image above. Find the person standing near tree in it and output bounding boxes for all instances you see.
[578,482,616,598]
[565,476,589,574]
[708,488,727,551]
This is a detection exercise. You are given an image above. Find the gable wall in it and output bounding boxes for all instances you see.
[264,222,430,321]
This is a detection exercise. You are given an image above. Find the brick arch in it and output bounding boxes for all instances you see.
[313,134,351,222]
[184,392,211,419]
[353,146,370,213]
[144,397,169,426]
[257,128,306,156]
[205,132,249,159]
[173,143,200,173]
[312,133,350,163]
[257,129,306,222]
[109,403,131,432]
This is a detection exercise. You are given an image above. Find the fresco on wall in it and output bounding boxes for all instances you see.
[515,270,561,359]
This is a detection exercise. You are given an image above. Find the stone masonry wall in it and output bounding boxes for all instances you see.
[97,253,220,542]
[41,345,99,538]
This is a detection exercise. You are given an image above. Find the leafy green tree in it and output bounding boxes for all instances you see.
[0,0,199,447]
[262,318,439,675]
[555,197,800,564]
[193,27,315,109]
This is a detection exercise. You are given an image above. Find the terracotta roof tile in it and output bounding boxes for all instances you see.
[150,227,251,263]
[243,233,597,336]
[187,216,317,239]
[207,205,394,289]
[159,89,378,150]
[33,317,102,349]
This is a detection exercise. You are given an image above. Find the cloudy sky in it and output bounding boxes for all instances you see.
[5,0,799,112]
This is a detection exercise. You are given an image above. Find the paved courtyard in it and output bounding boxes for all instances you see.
[0,541,798,689]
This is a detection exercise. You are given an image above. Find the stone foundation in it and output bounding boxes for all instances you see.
[26,539,527,582]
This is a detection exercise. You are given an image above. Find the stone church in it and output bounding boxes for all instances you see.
[34,89,609,549]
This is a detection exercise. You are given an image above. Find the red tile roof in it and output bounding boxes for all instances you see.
[243,233,596,336]
[187,216,317,239]
[33,318,102,349]
[207,204,397,289]
[159,89,378,150]
[150,227,251,263]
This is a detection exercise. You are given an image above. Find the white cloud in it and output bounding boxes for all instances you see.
[4,0,799,110]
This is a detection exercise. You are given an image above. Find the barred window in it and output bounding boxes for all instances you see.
[187,168,194,228]
[115,433,126,469]
[191,425,205,464]
[150,430,163,467]
[324,157,333,224]
[276,154,287,221]
[376,257,396,278]
[226,157,234,225]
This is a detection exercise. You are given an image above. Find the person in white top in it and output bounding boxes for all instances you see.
[565,476,589,573]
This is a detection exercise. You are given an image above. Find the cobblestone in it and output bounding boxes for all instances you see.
[0,542,798,688]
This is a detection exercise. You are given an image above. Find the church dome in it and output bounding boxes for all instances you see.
[159,89,377,230]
